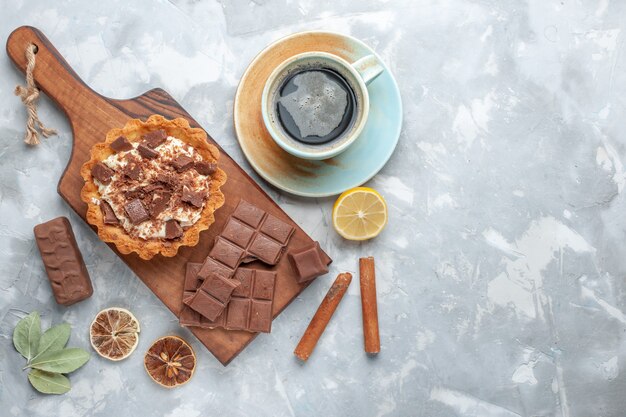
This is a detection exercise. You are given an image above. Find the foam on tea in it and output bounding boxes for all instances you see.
[276,68,356,145]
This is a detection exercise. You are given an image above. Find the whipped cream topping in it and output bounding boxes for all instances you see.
[94,136,211,239]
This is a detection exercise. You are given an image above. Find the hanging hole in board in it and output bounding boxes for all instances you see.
[31,44,39,54]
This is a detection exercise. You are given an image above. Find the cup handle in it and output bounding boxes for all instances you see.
[351,54,385,85]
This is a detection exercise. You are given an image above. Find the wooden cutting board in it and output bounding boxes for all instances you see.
[7,26,324,365]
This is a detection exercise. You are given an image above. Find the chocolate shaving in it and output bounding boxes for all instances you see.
[142,129,167,148]
[110,136,133,152]
[165,219,183,239]
[173,155,194,172]
[137,143,158,159]
[144,183,167,193]
[194,161,217,176]
[124,198,149,224]
[181,186,205,208]
[91,162,114,184]
[100,200,119,224]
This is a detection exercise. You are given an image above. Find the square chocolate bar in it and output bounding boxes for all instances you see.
[247,234,283,265]
[221,218,255,248]
[209,237,245,269]
[260,213,295,244]
[288,242,332,283]
[232,200,266,228]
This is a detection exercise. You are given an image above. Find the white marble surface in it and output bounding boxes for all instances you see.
[1,1,626,416]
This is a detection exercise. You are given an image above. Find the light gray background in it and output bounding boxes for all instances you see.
[1,1,625,416]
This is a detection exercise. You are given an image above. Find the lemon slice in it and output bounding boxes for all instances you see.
[90,307,140,361]
[332,187,388,240]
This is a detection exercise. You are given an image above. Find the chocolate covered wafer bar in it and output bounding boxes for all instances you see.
[33,217,93,306]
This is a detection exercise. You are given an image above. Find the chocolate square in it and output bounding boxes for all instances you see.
[194,161,217,176]
[181,186,205,208]
[232,268,253,297]
[260,214,295,244]
[288,242,330,283]
[222,218,255,248]
[249,300,272,333]
[225,299,250,329]
[184,262,203,291]
[197,257,233,281]
[248,234,283,265]
[173,155,194,172]
[251,270,276,300]
[100,200,119,224]
[91,162,114,184]
[232,199,265,228]
[142,129,167,148]
[165,219,183,239]
[209,237,244,269]
[199,274,239,304]
[187,291,225,322]
[110,136,133,152]
[124,199,149,224]
[137,143,158,159]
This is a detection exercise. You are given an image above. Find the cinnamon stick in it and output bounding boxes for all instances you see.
[360,257,380,353]
[294,272,352,361]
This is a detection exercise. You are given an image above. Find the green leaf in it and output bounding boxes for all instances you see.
[33,323,71,360]
[27,369,71,395]
[28,348,90,373]
[13,311,41,361]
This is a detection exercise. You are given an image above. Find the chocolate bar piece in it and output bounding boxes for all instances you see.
[180,266,276,333]
[173,155,194,172]
[137,143,158,159]
[121,155,142,180]
[91,162,114,184]
[124,199,149,224]
[100,200,119,224]
[194,161,217,176]
[165,219,183,239]
[179,263,209,327]
[186,273,239,321]
[110,136,133,152]
[181,186,205,208]
[215,268,277,333]
[288,242,332,283]
[33,217,93,306]
[149,191,171,218]
[142,129,167,148]
[222,199,295,265]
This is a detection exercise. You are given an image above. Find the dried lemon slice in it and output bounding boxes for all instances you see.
[144,336,196,388]
[332,187,388,240]
[89,307,140,361]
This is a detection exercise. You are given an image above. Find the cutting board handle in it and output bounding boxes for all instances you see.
[6,26,104,119]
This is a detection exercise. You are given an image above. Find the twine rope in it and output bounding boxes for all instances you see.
[14,44,57,146]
